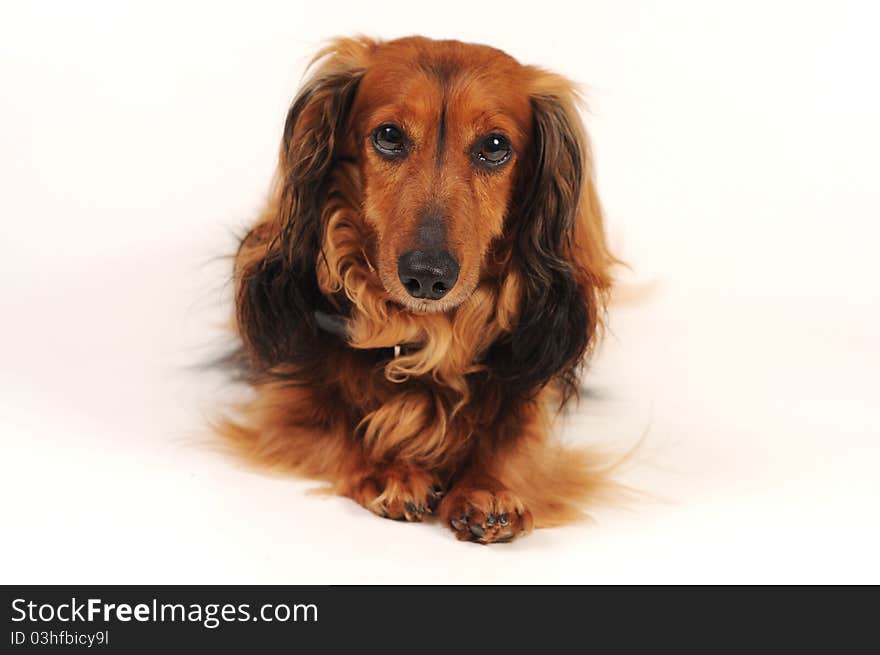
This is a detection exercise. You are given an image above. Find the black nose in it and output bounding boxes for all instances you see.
[397,250,460,300]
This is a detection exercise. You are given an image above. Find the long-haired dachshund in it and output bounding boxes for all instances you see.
[219,36,616,543]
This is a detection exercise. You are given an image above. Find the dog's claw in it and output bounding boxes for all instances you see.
[443,488,533,544]
[354,466,442,523]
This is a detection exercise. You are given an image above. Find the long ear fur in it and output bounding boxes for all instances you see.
[487,73,614,399]
[234,37,374,371]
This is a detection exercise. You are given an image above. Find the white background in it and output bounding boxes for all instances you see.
[1,1,878,583]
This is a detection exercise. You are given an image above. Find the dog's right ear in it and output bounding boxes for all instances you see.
[234,37,374,370]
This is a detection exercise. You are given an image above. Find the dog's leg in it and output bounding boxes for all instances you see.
[337,388,454,522]
[437,404,539,543]
[439,393,611,543]
[219,381,444,522]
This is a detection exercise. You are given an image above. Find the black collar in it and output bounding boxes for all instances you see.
[314,309,349,338]
[314,310,419,359]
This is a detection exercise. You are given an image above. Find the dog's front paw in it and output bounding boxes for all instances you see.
[349,464,443,522]
[440,487,534,544]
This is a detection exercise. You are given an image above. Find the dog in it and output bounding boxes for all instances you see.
[219,36,616,543]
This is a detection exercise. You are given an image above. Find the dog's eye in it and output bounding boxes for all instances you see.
[372,124,407,157]
[473,134,512,167]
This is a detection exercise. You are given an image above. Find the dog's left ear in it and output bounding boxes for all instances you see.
[490,73,615,398]
[234,37,374,370]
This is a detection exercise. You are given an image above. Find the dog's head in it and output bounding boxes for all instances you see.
[237,36,614,395]
[350,40,531,313]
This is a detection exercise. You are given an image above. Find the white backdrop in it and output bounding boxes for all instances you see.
[1,1,878,583]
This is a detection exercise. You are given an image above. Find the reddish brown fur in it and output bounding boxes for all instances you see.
[219,36,617,543]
